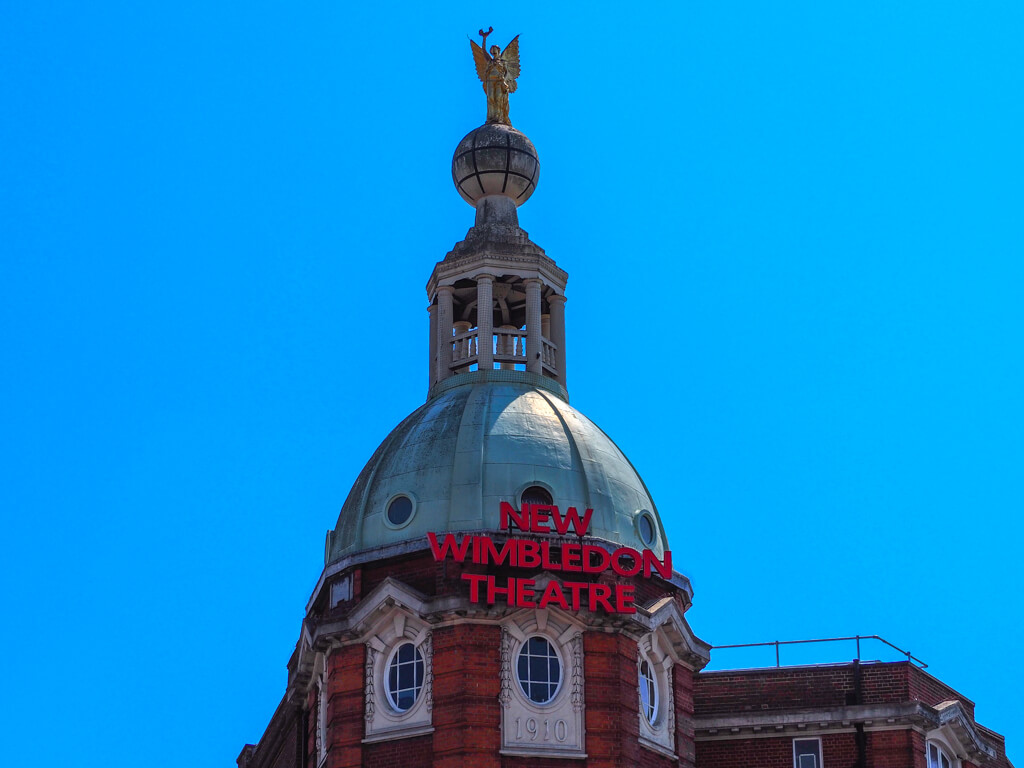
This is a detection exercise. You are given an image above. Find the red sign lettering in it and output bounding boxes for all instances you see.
[433,503,670,615]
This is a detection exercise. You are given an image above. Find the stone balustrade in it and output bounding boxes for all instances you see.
[449,328,558,376]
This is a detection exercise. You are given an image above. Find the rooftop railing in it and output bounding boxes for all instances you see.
[711,634,928,669]
[450,327,559,377]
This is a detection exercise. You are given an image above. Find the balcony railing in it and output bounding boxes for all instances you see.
[450,328,559,376]
[711,635,928,669]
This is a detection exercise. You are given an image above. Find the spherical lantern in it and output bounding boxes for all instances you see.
[452,123,540,207]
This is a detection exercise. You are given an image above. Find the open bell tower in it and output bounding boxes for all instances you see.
[428,121,568,394]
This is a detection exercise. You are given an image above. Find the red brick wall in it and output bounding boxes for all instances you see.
[696,732,906,768]
[694,663,914,715]
[676,665,697,768]
[431,623,502,768]
[582,632,680,768]
[907,667,975,718]
[868,729,920,768]
[696,735,795,768]
[585,632,641,768]
[326,644,365,768]
[241,699,301,768]
[362,734,432,768]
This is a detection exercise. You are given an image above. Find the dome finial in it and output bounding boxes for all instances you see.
[470,29,521,126]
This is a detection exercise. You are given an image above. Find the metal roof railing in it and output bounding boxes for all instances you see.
[712,634,928,669]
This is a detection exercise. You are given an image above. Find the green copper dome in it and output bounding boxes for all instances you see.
[327,371,668,563]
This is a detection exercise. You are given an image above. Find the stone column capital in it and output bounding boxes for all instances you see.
[547,293,567,305]
[436,284,455,296]
[523,277,544,287]
[475,273,496,283]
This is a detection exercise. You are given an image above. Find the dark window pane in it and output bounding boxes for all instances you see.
[387,496,413,525]
[530,655,547,681]
[639,515,654,545]
[521,486,553,507]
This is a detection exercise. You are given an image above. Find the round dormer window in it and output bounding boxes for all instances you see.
[637,511,656,547]
[386,495,414,527]
[521,485,553,507]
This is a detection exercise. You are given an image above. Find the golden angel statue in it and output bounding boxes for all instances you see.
[470,28,520,125]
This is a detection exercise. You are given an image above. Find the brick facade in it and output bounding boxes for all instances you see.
[692,663,1013,768]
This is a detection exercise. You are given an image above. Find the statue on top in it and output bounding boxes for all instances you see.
[470,28,520,126]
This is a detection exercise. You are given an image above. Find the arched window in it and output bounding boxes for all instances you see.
[521,485,553,508]
[929,743,955,768]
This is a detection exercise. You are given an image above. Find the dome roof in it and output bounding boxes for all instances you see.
[328,371,668,563]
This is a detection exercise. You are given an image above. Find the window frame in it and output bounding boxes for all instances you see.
[638,655,659,725]
[927,740,957,768]
[793,737,824,768]
[382,492,417,530]
[383,640,425,713]
[514,633,564,707]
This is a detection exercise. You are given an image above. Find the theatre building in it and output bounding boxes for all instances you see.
[237,47,1014,768]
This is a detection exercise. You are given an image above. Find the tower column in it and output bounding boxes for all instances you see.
[436,285,455,382]
[453,320,472,373]
[548,293,567,387]
[525,278,543,375]
[476,274,495,371]
[428,303,437,391]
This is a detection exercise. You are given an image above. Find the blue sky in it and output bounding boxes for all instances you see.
[2,2,1021,766]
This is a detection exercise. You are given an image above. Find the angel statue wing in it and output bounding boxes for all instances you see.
[500,35,520,92]
[470,38,491,84]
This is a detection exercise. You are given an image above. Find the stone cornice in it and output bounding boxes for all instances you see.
[426,239,568,298]
[289,573,708,704]
[695,699,1003,763]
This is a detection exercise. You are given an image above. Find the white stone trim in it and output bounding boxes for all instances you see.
[637,630,676,756]
[361,606,433,742]
[499,610,586,758]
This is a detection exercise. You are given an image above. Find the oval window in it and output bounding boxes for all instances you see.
[521,485,553,507]
[639,658,658,724]
[516,636,561,705]
[385,642,424,712]
[637,512,655,547]
[387,495,414,526]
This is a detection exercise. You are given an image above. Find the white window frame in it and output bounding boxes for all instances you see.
[383,640,426,713]
[793,736,824,768]
[362,607,434,744]
[637,632,675,758]
[638,654,659,725]
[927,738,959,768]
[514,634,564,707]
